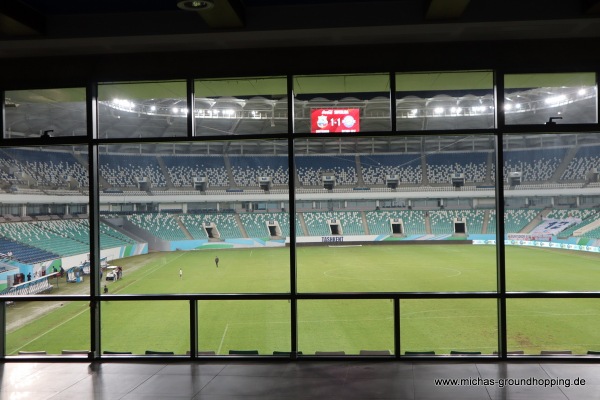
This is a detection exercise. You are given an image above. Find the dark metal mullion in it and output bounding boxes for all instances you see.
[187,78,195,138]
[287,75,298,359]
[390,72,397,132]
[0,90,5,140]
[394,298,401,359]
[87,82,101,360]
[190,300,198,359]
[494,70,507,360]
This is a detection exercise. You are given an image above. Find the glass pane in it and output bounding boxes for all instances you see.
[504,133,600,291]
[401,299,497,355]
[0,145,90,296]
[6,300,90,356]
[101,300,189,355]
[396,71,494,131]
[504,73,597,125]
[298,300,394,355]
[194,76,287,136]
[98,81,187,138]
[295,135,496,292]
[99,140,290,294]
[4,88,87,138]
[294,73,391,133]
[508,299,600,355]
[198,300,290,355]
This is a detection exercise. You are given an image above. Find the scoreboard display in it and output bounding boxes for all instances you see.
[311,108,360,133]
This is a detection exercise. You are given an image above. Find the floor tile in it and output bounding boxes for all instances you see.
[127,373,213,397]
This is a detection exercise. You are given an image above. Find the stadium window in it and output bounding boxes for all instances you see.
[400,299,497,356]
[297,300,394,356]
[193,76,287,136]
[101,300,189,355]
[503,132,600,292]
[7,301,90,356]
[98,140,291,295]
[198,300,291,355]
[395,71,494,131]
[504,72,597,125]
[98,81,188,139]
[294,134,497,293]
[4,87,87,139]
[507,299,600,355]
[0,145,91,298]
[293,73,391,134]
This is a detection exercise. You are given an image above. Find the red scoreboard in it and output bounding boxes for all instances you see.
[310,108,360,133]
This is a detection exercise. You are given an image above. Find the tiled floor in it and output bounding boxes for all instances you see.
[0,360,599,399]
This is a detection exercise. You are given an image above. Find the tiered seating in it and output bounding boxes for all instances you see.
[1,148,88,187]
[503,148,567,182]
[561,145,600,181]
[0,237,58,263]
[0,221,88,256]
[295,155,357,186]
[503,209,542,233]
[229,156,289,187]
[428,209,486,235]
[127,213,187,240]
[582,225,600,239]
[360,154,422,185]
[0,152,28,185]
[178,214,209,239]
[426,152,488,184]
[76,219,137,247]
[180,213,242,239]
[100,154,166,188]
[303,211,364,236]
[239,212,291,237]
[365,210,426,235]
[161,155,228,187]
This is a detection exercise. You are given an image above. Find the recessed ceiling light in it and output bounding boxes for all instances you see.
[177,0,215,12]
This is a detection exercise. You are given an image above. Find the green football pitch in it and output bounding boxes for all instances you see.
[6,244,600,355]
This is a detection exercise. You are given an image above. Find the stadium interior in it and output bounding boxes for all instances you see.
[1,0,600,398]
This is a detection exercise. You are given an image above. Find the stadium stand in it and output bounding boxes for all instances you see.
[428,209,486,235]
[161,154,229,187]
[180,213,243,239]
[560,145,600,181]
[360,154,422,185]
[239,212,291,238]
[0,148,88,188]
[0,221,88,256]
[426,152,488,184]
[127,213,188,241]
[365,210,426,235]
[0,237,58,263]
[295,155,358,186]
[503,209,543,233]
[503,147,567,182]
[546,209,598,239]
[303,211,364,236]
[100,153,166,188]
[229,155,289,186]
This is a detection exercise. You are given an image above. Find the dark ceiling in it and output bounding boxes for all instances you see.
[0,0,600,59]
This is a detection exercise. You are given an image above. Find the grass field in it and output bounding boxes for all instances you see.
[6,244,600,356]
